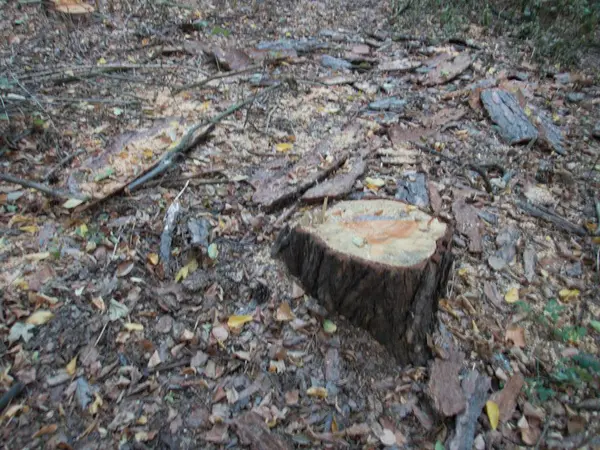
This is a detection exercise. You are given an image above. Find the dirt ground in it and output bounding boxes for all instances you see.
[1,0,599,449]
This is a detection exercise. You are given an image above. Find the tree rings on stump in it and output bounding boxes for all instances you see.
[272,199,453,366]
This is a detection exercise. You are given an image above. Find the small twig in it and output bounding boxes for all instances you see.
[534,414,553,450]
[595,201,600,235]
[0,173,86,200]
[515,197,588,236]
[414,143,495,198]
[94,321,109,346]
[41,96,141,105]
[42,148,86,181]
[174,64,262,94]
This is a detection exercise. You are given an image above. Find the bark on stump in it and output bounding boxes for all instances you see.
[272,199,453,366]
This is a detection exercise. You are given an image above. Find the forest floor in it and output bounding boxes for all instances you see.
[0,0,599,449]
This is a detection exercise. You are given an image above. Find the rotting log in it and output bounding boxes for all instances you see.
[272,199,453,366]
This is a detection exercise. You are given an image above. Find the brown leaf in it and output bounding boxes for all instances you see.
[490,373,525,422]
[275,302,294,322]
[428,351,467,417]
[505,326,526,348]
[32,424,58,438]
[233,411,292,450]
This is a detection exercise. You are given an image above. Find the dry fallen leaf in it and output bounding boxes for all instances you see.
[504,287,519,303]
[306,387,328,399]
[65,357,77,376]
[31,424,58,439]
[26,310,54,325]
[124,323,144,332]
[148,350,161,368]
[227,315,253,330]
[505,326,526,348]
[275,302,294,321]
[147,253,159,265]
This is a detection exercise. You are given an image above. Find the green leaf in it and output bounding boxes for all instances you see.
[323,319,337,334]
[113,107,123,116]
[94,167,115,182]
[435,441,445,450]
[207,243,218,260]
[590,320,600,333]
[108,299,129,321]
[210,26,231,36]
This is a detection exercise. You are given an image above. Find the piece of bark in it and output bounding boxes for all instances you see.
[252,125,363,211]
[272,199,453,365]
[377,59,422,72]
[490,373,525,422]
[212,47,253,70]
[302,158,365,203]
[481,89,538,145]
[452,198,483,253]
[233,411,291,450]
[428,351,467,417]
[448,370,491,450]
[532,110,567,155]
[423,52,472,86]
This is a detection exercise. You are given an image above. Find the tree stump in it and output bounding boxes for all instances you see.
[272,199,453,366]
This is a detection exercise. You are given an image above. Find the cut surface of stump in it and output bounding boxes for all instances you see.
[272,199,453,365]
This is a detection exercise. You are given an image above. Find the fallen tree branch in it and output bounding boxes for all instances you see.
[174,64,262,94]
[0,173,86,200]
[0,382,25,413]
[43,148,86,181]
[515,197,588,236]
[126,81,286,193]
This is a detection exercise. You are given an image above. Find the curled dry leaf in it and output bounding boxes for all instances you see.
[227,315,253,330]
[116,260,135,278]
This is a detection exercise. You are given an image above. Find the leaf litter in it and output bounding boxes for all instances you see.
[0,0,599,449]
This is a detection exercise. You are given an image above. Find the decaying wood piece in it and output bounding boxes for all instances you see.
[272,199,453,365]
[481,89,538,145]
[252,123,364,211]
[515,197,587,236]
[301,158,365,203]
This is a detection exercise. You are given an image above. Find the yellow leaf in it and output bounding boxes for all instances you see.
[559,289,580,303]
[307,387,328,399]
[486,400,499,430]
[97,57,107,65]
[24,252,50,261]
[124,323,144,332]
[14,278,29,290]
[20,225,39,234]
[88,393,103,415]
[66,357,77,376]
[147,253,159,265]
[275,143,293,153]
[175,258,197,282]
[26,310,54,325]
[365,177,385,190]
[227,315,253,329]
[504,287,519,303]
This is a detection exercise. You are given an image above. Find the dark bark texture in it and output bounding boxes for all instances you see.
[272,222,453,366]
